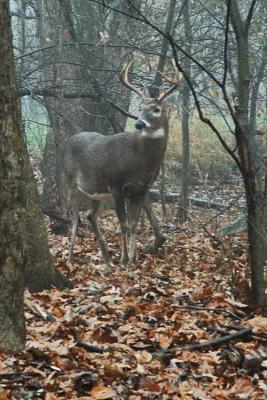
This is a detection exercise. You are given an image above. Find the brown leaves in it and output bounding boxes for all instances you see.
[1,210,267,399]
[89,386,117,399]
[246,316,267,338]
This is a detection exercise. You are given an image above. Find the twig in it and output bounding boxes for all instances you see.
[0,371,41,379]
[182,327,252,350]
[72,328,109,353]
[174,304,243,320]
[24,298,55,321]
[153,327,252,355]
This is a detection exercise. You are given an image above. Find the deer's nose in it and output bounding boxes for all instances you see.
[135,119,147,130]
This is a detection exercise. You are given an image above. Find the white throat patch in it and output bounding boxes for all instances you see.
[141,128,165,139]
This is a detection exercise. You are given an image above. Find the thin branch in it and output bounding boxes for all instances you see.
[181,327,252,350]
[17,87,99,99]
[14,42,128,60]
[18,86,137,120]
[246,0,259,32]
[106,99,137,120]
[198,91,235,136]
[11,11,37,19]
[167,39,242,170]
[173,304,243,320]
[126,0,223,88]
[222,1,231,87]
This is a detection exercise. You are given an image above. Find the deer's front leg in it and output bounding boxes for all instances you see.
[68,207,79,264]
[112,191,129,265]
[128,197,143,263]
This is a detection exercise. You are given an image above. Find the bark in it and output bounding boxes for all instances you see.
[9,0,72,294]
[177,82,190,222]
[41,126,57,209]
[150,0,177,221]
[229,0,266,307]
[0,0,26,351]
[248,44,267,179]
[24,148,73,292]
[246,195,267,306]
[177,0,192,223]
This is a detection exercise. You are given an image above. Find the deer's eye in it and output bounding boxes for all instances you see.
[153,107,161,114]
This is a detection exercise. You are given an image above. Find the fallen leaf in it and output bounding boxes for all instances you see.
[90,386,116,399]
[135,350,153,364]
[246,316,267,337]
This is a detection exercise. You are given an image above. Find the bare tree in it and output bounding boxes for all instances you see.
[227,0,266,307]
[168,0,267,307]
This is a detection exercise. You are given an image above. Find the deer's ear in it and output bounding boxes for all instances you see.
[161,90,178,109]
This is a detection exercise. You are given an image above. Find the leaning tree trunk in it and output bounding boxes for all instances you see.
[0,0,26,351]
[16,0,73,292]
[24,147,73,292]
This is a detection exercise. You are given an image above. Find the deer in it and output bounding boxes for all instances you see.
[63,61,180,266]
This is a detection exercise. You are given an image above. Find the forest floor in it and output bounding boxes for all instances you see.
[1,175,267,400]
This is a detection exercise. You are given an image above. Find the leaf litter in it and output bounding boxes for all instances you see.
[1,205,267,399]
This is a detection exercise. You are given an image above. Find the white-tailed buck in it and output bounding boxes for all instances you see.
[63,62,180,265]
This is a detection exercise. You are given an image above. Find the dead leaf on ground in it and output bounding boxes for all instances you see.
[90,386,117,399]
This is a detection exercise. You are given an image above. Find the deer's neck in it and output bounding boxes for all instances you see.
[139,126,168,163]
[141,128,165,139]
[140,118,169,152]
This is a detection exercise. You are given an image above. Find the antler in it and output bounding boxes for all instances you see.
[158,59,181,102]
[120,61,144,98]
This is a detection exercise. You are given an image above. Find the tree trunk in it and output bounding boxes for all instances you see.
[41,125,58,210]
[245,190,267,305]
[24,148,73,292]
[0,0,26,351]
[177,0,192,223]
[177,81,190,222]
[229,0,266,307]
[13,0,72,293]
[150,0,177,98]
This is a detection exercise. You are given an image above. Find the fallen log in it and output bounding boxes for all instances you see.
[149,189,225,210]
[216,214,247,236]
[43,191,225,229]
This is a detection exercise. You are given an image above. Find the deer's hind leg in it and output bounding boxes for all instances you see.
[67,188,82,264]
[68,207,79,264]
[144,195,166,252]
[88,200,112,266]
[112,191,129,265]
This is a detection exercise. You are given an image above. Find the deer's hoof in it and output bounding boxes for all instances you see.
[120,254,129,266]
[129,255,137,264]
[121,259,129,267]
[154,236,166,252]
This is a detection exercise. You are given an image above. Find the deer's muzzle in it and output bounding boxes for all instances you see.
[135,119,147,130]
